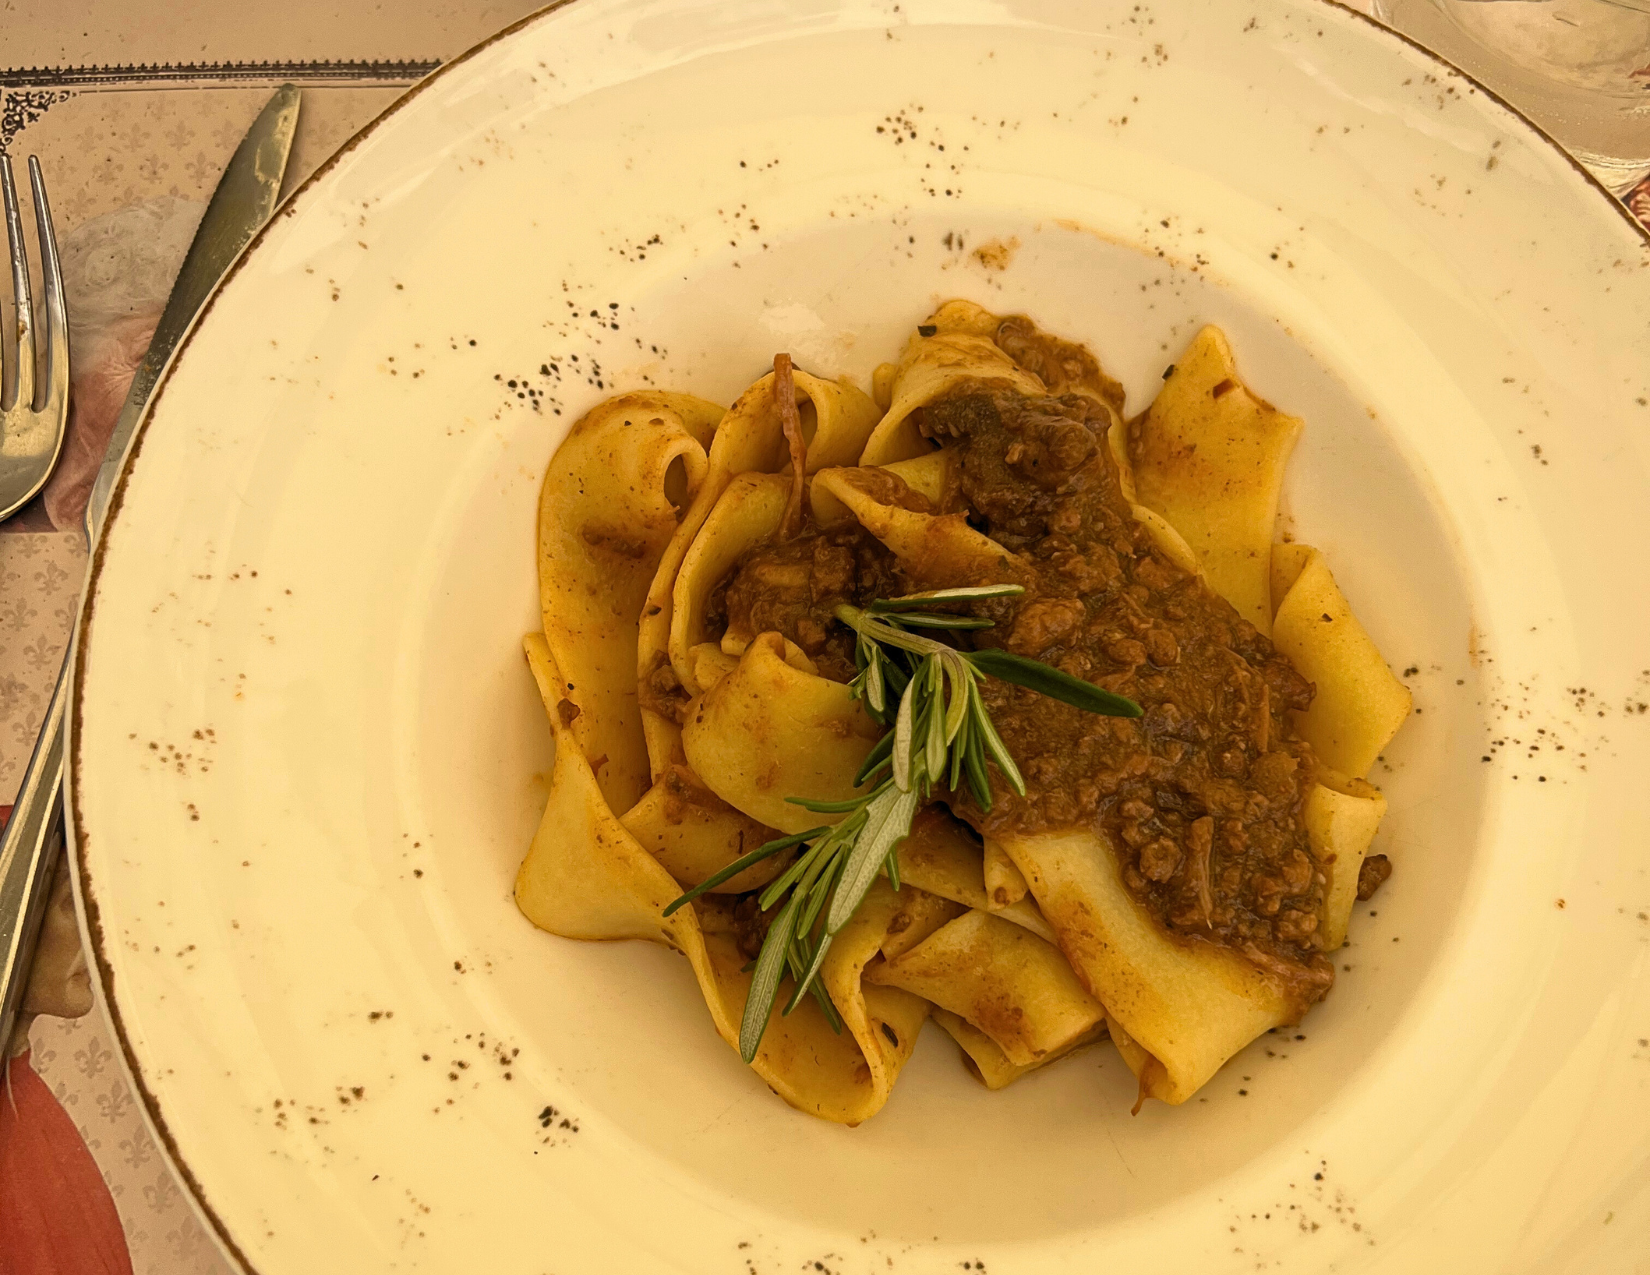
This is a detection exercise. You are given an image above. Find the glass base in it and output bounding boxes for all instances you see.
[1373,0,1650,196]
[1570,150,1650,197]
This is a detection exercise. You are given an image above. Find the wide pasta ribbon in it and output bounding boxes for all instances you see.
[1129,327,1303,637]
[636,367,882,777]
[519,302,1411,1117]
[1270,543,1413,780]
[621,372,883,894]
[866,907,1105,1067]
[860,299,1046,465]
[524,377,948,1124]
[518,635,926,1124]
[536,391,723,815]
[682,632,882,834]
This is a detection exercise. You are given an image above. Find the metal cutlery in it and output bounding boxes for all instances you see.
[0,154,69,523]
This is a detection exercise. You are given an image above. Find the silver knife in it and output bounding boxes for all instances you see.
[0,85,300,1053]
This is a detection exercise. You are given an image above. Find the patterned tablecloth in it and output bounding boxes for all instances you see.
[0,5,1646,1272]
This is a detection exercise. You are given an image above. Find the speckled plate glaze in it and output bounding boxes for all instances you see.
[69,1,1650,1271]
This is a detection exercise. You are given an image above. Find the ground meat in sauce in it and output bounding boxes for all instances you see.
[994,315,1126,412]
[703,385,1338,1008]
[922,390,1333,1007]
[711,518,908,683]
[1356,853,1392,901]
[729,892,781,962]
[693,892,782,962]
[639,650,691,725]
[658,763,738,819]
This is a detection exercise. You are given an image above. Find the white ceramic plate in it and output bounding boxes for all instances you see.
[70,1,1650,1271]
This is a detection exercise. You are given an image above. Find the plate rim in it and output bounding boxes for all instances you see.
[61,0,1650,1269]
[62,4,578,1268]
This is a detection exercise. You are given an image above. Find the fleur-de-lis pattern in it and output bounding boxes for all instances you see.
[0,534,84,801]
[30,1012,228,1274]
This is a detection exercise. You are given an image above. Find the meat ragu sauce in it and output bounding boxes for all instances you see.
[706,358,1335,1008]
[929,391,1332,1005]
[706,517,909,685]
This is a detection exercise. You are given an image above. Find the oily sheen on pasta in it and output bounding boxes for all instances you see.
[517,300,1409,1122]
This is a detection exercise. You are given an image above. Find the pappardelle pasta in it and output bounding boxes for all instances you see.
[516,301,1410,1123]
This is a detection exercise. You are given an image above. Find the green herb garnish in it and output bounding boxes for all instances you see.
[663,583,1142,1063]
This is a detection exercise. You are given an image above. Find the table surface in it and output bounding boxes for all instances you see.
[0,2,1645,1272]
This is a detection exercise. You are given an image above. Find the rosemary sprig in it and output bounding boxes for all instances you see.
[664,583,1143,1063]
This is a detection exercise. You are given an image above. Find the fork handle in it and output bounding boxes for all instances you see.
[0,652,68,1052]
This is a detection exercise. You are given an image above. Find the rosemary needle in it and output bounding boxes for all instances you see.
[665,583,1143,1064]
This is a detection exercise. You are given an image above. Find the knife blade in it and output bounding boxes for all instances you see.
[86,83,300,541]
[0,84,300,1055]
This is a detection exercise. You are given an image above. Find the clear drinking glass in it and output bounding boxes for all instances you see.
[1372,0,1650,194]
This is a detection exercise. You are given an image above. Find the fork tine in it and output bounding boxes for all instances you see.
[1,155,36,415]
[27,157,67,417]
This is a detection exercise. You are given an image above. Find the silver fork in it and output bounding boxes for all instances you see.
[0,154,69,522]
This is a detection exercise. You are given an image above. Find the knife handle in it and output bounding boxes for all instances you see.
[0,651,69,1052]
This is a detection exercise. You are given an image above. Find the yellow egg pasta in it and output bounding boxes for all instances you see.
[997,829,1297,1104]
[894,812,1057,943]
[982,837,1030,908]
[860,299,1045,465]
[619,774,788,895]
[537,392,724,813]
[878,888,969,961]
[519,634,925,1124]
[1130,327,1302,636]
[681,632,882,834]
[635,369,880,779]
[811,467,1024,589]
[1306,768,1390,951]
[866,908,1105,1066]
[932,1009,1109,1091]
[670,472,790,684]
[1271,546,1413,779]
[517,302,1409,1122]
